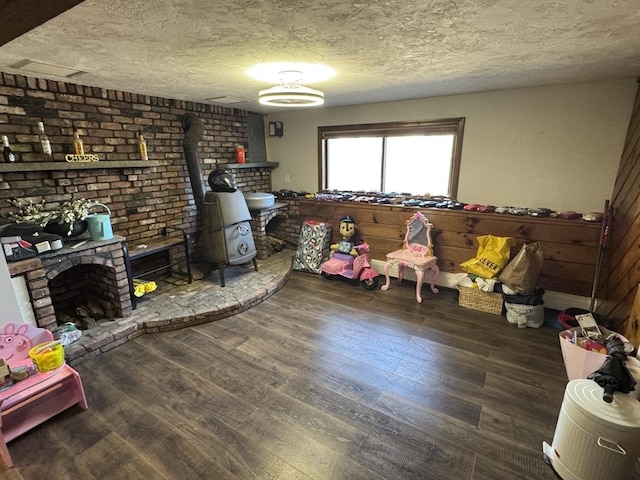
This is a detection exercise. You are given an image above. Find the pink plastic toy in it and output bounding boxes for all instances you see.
[0,324,37,365]
[0,322,88,467]
[320,242,380,290]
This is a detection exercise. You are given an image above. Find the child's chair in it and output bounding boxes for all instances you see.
[0,322,87,467]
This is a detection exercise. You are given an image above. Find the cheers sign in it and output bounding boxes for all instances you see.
[65,154,100,163]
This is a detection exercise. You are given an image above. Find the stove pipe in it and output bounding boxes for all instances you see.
[182,113,206,208]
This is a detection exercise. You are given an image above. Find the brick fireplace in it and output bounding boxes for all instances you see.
[0,71,298,330]
[7,236,132,332]
[249,203,289,260]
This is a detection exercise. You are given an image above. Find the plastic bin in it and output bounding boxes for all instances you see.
[29,341,64,372]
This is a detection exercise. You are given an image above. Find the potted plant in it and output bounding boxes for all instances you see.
[6,197,98,237]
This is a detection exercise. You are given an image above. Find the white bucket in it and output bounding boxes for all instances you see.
[548,379,640,480]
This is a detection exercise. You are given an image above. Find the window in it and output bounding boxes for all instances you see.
[318,118,464,198]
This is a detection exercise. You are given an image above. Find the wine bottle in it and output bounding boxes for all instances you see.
[2,136,16,163]
[137,130,148,160]
[73,126,84,155]
[37,122,53,161]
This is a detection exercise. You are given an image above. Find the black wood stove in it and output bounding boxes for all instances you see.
[202,190,257,286]
[182,113,258,286]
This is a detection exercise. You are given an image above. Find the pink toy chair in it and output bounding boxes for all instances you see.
[0,322,87,467]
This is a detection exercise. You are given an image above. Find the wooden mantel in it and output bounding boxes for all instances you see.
[0,161,160,172]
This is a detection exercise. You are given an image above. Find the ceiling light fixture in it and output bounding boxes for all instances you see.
[258,70,324,107]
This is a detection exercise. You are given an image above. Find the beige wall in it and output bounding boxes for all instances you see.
[265,79,636,213]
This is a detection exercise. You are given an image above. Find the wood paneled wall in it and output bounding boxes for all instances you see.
[600,79,640,344]
[299,199,600,297]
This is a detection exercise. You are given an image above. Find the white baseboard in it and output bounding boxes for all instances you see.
[371,259,593,312]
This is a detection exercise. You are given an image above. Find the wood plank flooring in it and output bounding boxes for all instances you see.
[8,272,570,479]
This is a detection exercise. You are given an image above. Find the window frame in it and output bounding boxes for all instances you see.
[317,117,465,198]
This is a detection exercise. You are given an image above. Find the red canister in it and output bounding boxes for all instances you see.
[235,144,245,164]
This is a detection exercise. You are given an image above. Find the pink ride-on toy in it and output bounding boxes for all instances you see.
[320,242,380,290]
[319,215,379,290]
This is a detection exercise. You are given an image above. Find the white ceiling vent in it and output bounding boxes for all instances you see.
[13,60,85,78]
[206,96,248,105]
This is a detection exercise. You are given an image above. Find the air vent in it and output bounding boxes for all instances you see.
[13,60,85,78]
[206,96,248,105]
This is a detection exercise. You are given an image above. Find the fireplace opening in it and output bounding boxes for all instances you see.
[49,263,123,329]
[265,215,287,254]
[249,204,289,260]
[7,237,132,335]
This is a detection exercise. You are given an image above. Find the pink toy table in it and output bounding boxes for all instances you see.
[0,323,87,467]
[380,211,440,303]
[381,250,440,303]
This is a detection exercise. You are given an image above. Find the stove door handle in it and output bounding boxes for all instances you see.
[237,224,250,236]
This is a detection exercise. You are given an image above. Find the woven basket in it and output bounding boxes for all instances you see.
[458,286,503,315]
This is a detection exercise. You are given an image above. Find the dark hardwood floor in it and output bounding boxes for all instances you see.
[8,272,569,479]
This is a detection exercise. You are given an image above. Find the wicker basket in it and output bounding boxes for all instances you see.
[458,286,503,315]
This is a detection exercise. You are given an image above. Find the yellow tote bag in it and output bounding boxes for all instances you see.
[460,235,512,279]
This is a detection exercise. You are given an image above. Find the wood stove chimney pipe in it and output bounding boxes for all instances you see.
[182,113,206,208]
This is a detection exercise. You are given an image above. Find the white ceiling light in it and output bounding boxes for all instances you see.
[247,63,335,83]
[258,70,325,107]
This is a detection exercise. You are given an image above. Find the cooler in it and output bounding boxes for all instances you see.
[543,379,640,480]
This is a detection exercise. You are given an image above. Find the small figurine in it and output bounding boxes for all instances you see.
[331,215,358,256]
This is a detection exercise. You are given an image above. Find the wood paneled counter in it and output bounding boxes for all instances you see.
[299,199,601,297]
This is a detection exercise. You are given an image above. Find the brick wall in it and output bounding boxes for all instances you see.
[0,72,272,258]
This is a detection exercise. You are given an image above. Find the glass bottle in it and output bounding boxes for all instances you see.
[235,144,246,164]
[37,122,53,161]
[137,130,148,160]
[2,136,16,163]
[73,126,84,155]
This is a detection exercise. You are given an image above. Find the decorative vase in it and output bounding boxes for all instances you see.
[44,219,88,238]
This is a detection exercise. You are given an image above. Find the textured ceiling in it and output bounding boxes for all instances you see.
[0,0,638,113]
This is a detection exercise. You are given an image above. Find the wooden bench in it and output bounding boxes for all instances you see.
[123,227,192,309]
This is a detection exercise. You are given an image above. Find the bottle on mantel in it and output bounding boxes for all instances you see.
[73,126,84,155]
[137,130,148,161]
[37,121,53,161]
[2,136,17,163]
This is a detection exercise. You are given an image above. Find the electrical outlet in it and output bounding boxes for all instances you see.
[285,174,291,184]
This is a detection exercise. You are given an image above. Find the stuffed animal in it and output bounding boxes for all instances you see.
[330,215,358,256]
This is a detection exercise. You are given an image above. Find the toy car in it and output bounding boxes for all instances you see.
[582,212,603,222]
[495,206,513,214]
[559,211,582,220]
[476,205,496,213]
[507,207,529,215]
[528,208,552,217]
